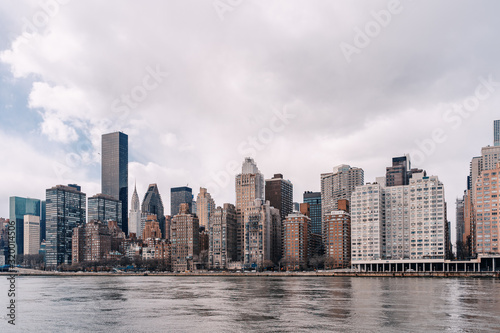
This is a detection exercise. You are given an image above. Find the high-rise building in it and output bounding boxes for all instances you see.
[128,184,141,238]
[23,215,40,255]
[265,174,293,223]
[87,194,122,226]
[40,201,46,243]
[235,157,264,261]
[142,184,165,238]
[170,203,200,272]
[456,197,465,247]
[386,155,410,187]
[170,186,193,216]
[243,199,272,267]
[303,191,322,235]
[72,220,111,263]
[196,188,215,229]
[209,204,237,269]
[494,120,499,146]
[101,131,128,234]
[474,163,500,255]
[45,184,86,266]
[9,197,41,255]
[142,215,162,240]
[282,212,311,270]
[384,185,411,260]
[321,164,364,219]
[324,209,350,269]
[351,183,385,261]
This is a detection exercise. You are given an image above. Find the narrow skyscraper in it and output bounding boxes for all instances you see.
[495,119,499,146]
[101,131,128,234]
[303,191,322,235]
[196,188,215,229]
[129,183,141,237]
[170,186,193,216]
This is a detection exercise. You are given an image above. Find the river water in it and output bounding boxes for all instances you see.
[1,276,499,332]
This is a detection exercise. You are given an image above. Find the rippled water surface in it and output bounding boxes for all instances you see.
[1,276,500,332]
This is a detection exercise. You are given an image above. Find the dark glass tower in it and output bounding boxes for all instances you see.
[88,194,122,226]
[9,197,41,255]
[495,120,499,146]
[102,132,128,234]
[171,187,193,216]
[303,191,322,235]
[142,184,165,238]
[45,185,86,267]
[265,174,293,222]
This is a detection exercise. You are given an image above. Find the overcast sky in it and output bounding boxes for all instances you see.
[1,1,500,245]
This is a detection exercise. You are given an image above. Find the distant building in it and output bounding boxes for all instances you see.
[456,197,465,246]
[40,201,46,243]
[303,191,321,235]
[265,173,293,223]
[299,203,310,217]
[235,158,264,261]
[23,215,40,255]
[196,188,215,229]
[88,194,122,229]
[282,212,311,270]
[209,204,237,269]
[72,220,111,263]
[386,155,410,187]
[128,184,141,237]
[293,202,300,211]
[321,164,363,223]
[324,209,350,269]
[142,184,166,238]
[495,119,500,146]
[101,131,128,235]
[142,215,162,240]
[170,203,200,271]
[9,197,41,255]
[170,186,193,216]
[474,163,500,255]
[46,185,86,266]
[243,199,272,268]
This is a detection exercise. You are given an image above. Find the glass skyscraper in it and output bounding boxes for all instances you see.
[9,197,41,255]
[303,191,322,235]
[171,186,193,216]
[45,184,86,267]
[101,132,128,234]
[495,120,499,146]
[88,194,122,226]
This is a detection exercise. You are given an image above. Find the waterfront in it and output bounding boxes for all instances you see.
[1,276,500,332]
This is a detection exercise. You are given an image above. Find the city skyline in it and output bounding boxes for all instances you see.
[2,1,500,248]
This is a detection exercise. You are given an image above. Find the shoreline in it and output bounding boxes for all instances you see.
[1,270,499,278]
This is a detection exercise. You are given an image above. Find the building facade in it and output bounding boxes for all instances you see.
[128,184,141,238]
[170,203,200,271]
[23,215,40,255]
[9,197,41,255]
[88,194,122,228]
[209,204,237,269]
[282,212,311,270]
[170,186,193,216]
[142,215,162,240]
[101,131,128,234]
[323,210,350,269]
[303,191,322,235]
[495,119,500,147]
[72,220,111,263]
[243,199,272,268]
[142,184,166,238]
[46,185,86,266]
[235,158,265,261]
[196,188,215,229]
[265,173,293,223]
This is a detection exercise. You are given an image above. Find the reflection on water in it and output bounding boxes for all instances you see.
[1,276,500,332]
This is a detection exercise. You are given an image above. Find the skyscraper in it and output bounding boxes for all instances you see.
[87,194,122,227]
[235,157,265,261]
[128,184,141,237]
[170,186,193,216]
[171,203,200,271]
[283,212,311,270]
[303,191,322,235]
[101,131,128,234]
[209,204,237,269]
[495,119,499,146]
[142,184,165,238]
[243,199,272,267]
[45,184,86,266]
[321,164,364,230]
[265,174,293,223]
[23,215,40,255]
[9,197,41,255]
[196,188,215,229]
[386,155,410,187]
